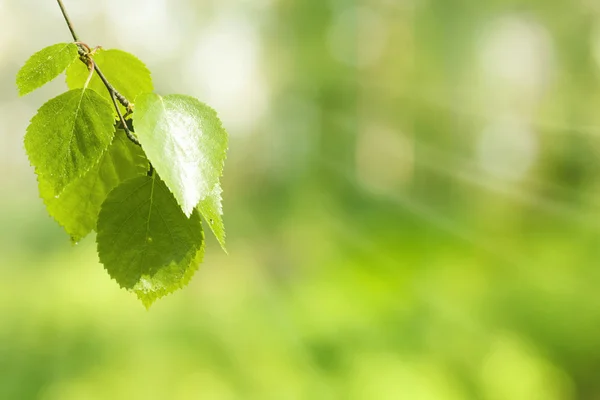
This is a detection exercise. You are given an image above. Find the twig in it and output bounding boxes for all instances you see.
[56,0,139,146]
[92,64,130,108]
[56,0,79,42]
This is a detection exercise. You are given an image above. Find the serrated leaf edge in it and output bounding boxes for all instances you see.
[196,183,227,253]
[134,229,205,309]
[35,154,104,244]
[37,131,147,243]
[25,88,117,197]
[17,42,79,96]
[96,175,205,300]
[134,93,229,218]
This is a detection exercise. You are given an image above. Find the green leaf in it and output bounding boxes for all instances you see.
[16,43,79,96]
[197,183,227,252]
[96,174,204,292]
[66,49,153,110]
[134,93,228,216]
[39,132,148,243]
[25,88,116,196]
[133,232,205,308]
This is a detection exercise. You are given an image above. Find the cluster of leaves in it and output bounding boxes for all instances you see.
[16,43,228,307]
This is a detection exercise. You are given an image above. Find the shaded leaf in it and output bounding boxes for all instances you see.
[96,174,203,291]
[134,93,228,216]
[197,183,226,252]
[25,88,116,195]
[134,231,205,308]
[39,132,148,243]
[17,43,79,96]
[66,49,153,111]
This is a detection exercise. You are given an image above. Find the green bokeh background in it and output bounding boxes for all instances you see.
[2,0,600,398]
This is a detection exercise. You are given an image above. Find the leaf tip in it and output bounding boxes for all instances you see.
[16,79,31,97]
[137,295,156,310]
[218,239,228,254]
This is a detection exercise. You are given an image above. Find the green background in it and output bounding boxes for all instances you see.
[2,0,600,398]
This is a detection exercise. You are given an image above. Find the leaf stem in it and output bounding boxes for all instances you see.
[56,0,139,146]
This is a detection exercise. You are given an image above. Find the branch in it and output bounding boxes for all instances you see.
[56,0,139,146]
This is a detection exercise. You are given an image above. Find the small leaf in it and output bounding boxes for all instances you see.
[96,174,204,291]
[133,232,205,308]
[134,93,228,216]
[39,132,148,243]
[17,43,79,96]
[25,88,116,196]
[197,183,226,252]
[66,49,153,110]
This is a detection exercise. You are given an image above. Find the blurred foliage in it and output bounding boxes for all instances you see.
[3,0,600,399]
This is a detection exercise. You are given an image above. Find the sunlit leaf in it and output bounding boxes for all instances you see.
[25,88,116,195]
[16,35,228,307]
[16,43,79,96]
[66,48,153,111]
[39,132,148,243]
[96,174,204,292]
[134,93,228,216]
